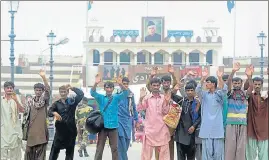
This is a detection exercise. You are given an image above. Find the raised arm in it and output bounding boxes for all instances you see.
[71,87,84,105]
[39,69,50,101]
[217,67,225,89]
[137,87,148,112]
[168,64,178,88]
[245,65,254,95]
[90,74,104,103]
[146,66,158,92]
[196,68,209,98]
[227,62,240,91]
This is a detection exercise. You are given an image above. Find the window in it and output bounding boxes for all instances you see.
[206,50,213,65]
[104,52,113,65]
[189,52,200,66]
[154,53,163,64]
[93,50,100,66]
[173,52,182,65]
[120,52,130,65]
[137,52,146,64]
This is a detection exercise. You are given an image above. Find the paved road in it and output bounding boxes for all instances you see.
[22,142,258,160]
[45,142,142,160]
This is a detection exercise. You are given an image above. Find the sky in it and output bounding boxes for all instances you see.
[1,1,268,66]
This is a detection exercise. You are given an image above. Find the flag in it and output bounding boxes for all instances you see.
[227,0,235,13]
[88,1,93,10]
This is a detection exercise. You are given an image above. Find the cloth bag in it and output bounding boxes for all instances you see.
[163,101,182,134]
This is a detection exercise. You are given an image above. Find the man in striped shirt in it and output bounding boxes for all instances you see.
[224,63,253,160]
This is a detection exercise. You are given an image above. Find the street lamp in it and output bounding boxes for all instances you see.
[47,30,56,105]
[257,31,267,79]
[8,1,20,82]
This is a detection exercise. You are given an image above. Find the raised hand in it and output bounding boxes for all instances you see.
[202,68,209,78]
[65,84,72,90]
[216,68,224,78]
[39,69,46,78]
[95,74,101,84]
[140,87,147,98]
[116,75,123,84]
[151,66,158,77]
[232,62,241,72]
[245,65,253,76]
[168,64,174,74]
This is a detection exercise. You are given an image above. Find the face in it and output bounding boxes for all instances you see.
[105,87,114,96]
[4,86,14,95]
[34,88,44,97]
[147,25,156,35]
[232,80,242,90]
[185,89,195,98]
[205,81,215,90]
[253,81,262,93]
[122,81,129,89]
[162,81,171,90]
[151,82,161,93]
[59,89,69,99]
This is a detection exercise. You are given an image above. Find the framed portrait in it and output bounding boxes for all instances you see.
[142,17,164,42]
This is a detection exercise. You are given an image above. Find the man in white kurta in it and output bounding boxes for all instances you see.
[1,81,24,160]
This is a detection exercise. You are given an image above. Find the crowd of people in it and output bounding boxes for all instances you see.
[1,63,268,160]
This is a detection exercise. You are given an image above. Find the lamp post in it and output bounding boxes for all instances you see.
[8,1,19,82]
[47,31,56,105]
[257,31,267,79]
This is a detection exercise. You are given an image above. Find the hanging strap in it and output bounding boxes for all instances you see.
[102,96,113,113]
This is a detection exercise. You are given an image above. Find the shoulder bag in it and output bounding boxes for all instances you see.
[85,96,113,134]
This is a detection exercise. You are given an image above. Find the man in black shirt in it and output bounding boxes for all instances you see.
[173,83,201,160]
[48,84,84,160]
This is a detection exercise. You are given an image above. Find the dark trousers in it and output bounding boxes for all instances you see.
[94,128,118,160]
[176,142,196,160]
[49,143,75,160]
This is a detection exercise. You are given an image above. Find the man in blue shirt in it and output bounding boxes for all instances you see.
[90,74,128,160]
[117,77,139,160]
[196,68,227,160]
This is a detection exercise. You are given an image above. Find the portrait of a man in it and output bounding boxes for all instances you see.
[142,17,164,42]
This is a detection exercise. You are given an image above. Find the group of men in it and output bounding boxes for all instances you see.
[90,63,268,160]
[1,69,85,160]
[1,63,268,160]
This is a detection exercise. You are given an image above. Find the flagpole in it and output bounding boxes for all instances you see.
[232,1,236,64]
[85,1,89,92]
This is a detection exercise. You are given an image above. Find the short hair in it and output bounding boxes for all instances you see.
[59,85,67,91]
[185,83,195,90]
[206,76,218,88]
[122,77,130,83]
[232,77,243,82]
[161,75,171,82]
[4,81,15,89]
[150,77,161,85]
[222,74,229,81]
[252,77,263,84]
[34,83,45,90]
[187,80,197,88]
[104,81,114,88]
[82,97,88,102]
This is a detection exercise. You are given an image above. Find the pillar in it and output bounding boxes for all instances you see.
[151,53,155,65]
